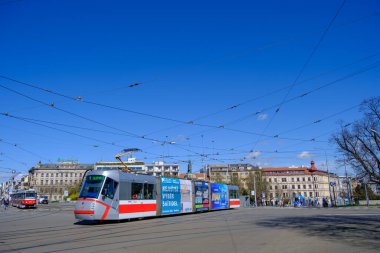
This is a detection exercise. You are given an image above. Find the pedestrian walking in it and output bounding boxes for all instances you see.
[4,198,9,210]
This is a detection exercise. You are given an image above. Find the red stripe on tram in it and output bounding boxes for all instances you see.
[74,210,95,215]
[75,198,110,220]
[119,204,157,214]
[230,200,240,206]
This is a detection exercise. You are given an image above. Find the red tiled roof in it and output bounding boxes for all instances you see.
[262,167,308,172]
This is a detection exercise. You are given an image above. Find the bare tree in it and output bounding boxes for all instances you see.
[332,97,380,183]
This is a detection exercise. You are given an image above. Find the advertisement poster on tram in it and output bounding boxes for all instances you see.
[180,179,193,213]
[211,183,229,210]
[195,181,209,212]
[161,177,181,215]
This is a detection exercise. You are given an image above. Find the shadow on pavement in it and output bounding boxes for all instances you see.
[256,215,380,250]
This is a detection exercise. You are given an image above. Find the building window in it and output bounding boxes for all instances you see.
[65,173,68,177]
[302,177,305,182]
[297,185,300,189]
[274,178,277,183]
[275,185,278,190]
[315,184,318,189]
[303,185,306,189]
[309,185,312,189]
[282,178,287,182]
[314,177,317,181]
[291,178,294,182]
[56,173,59,177]
[269,178,272,183]
[270,186,273,190]
[41,173,44,177]
[297,178,300,182]
[56,180,58,184]
[51,180,53,184]
[60,180,63,185]
[40,180,44,185]
[310,192,313,197]
[304,192,307,196]
[70,173,73,177]
[45,180,48,184]
[292,185,295,189]
[308,177,311,181]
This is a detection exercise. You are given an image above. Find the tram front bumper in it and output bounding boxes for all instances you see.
[74,199,96,220]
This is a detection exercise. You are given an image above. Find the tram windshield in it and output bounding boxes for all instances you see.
[79,175,105,199]
[25,192,37,199]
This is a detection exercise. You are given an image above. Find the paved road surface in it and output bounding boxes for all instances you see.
[0,204,379,253]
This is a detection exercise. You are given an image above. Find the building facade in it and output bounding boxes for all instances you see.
[95,158,179,177]
[262,161,339,203]
[207,163,260,189]
[29,161,93,201]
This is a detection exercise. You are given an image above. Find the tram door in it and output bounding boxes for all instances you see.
[101,177,119,211]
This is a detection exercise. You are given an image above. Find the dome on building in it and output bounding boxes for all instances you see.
[309,161,317,173]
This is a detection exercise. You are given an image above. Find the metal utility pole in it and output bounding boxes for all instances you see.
[364,180,369,207]
[344,160,352,205]
[325,153,333,207]
[253,172,257,207]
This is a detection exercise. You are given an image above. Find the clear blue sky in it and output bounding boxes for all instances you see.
[1,0,379,182]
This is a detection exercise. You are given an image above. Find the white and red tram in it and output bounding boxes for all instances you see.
[10,189,37,209]
[75,170,240,221]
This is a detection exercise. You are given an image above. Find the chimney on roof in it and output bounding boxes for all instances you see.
[309,160,317,173]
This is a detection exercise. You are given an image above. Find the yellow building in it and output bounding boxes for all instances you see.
[207,164,260,189]
[262,161,339,203]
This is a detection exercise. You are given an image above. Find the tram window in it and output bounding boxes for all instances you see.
[101,178,118,200]
[26,192,36,198]
[229,190,239,199]
[119,182,131,200]
[144,183,155,200]
[79,175,105,199]
[131,183,143,199]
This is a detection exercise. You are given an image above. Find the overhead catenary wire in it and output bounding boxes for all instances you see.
[0,138,50,161]
[1,113,127,149]
[242,0,347,157]
[1,51,379,140]
[0,83,167,145]
[185,60,380,140]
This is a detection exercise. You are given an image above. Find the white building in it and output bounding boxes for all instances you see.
[95,158,179,177]
[29,161,93,201]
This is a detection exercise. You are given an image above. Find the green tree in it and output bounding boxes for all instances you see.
[212,173,225,183]
[245,171,269,199]
[67,183,82,200]
[353,184,380,201]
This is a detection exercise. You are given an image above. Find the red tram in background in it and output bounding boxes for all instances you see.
[10,189,37,208]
